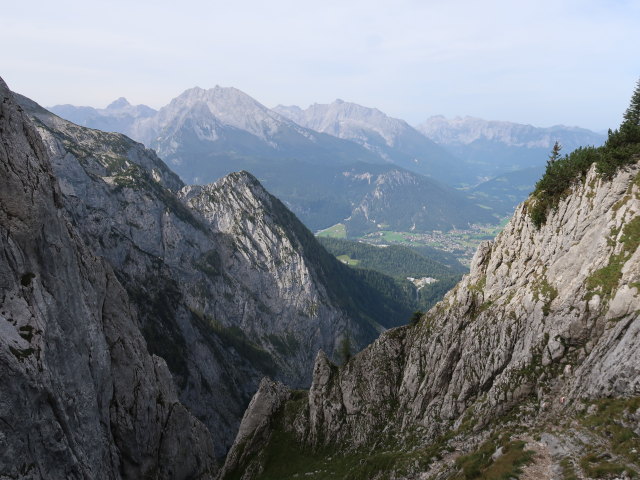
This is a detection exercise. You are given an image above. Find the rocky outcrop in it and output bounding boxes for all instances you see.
[223,159,640,478]
[0,78,216,477]
[218,379,292,480]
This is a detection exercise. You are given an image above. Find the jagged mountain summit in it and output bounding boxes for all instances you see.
[273,100,462,183]
[220,127,640,477]
[143,86,331,148]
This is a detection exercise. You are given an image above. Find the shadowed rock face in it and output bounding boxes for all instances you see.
[0,79,216,478]
[222,158,640,478]
[15,88,411,458]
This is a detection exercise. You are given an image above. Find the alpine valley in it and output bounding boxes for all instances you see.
[1,71,639,480]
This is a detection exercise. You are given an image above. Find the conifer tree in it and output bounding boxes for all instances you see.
[547,140,562,166]
[622,78,640,127]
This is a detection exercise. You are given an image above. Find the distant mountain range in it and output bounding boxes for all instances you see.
[418,115,606,183]
[48,89,606,229]
[49,96,156,134]
[52,87,383,180]
[49,88,496,232]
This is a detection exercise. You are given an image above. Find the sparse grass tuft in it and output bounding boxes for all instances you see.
[579,453,636,479]
[453,434,535,480]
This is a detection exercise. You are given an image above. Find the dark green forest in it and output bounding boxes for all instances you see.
[317,236,466,312]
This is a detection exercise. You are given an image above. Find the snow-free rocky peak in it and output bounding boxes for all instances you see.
[150,86,298,142]
[274,99,410,147]
[107,96,132,109]
[274,99,462,183]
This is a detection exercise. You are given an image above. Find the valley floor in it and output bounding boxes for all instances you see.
[318,219,509,266]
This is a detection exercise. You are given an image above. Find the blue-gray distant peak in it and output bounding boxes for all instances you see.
[273,99,461,183]
[107,97,131,109]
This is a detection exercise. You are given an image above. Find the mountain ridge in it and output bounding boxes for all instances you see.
[273,99,463,183]
[418,115,606,186]
[419,114,605,148]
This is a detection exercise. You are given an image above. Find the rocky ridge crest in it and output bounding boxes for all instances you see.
[273,100,460,183]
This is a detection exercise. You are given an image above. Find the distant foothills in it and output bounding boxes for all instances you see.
[49,87,605,238]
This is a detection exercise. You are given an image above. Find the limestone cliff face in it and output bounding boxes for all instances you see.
[224,160,640,477]
[180,174,382,383]
[16,93,399,456]
[0,79,216,478]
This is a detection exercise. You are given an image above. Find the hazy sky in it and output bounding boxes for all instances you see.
[3,0,639,131]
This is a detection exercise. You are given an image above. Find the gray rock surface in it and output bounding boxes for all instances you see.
[0,77,216,478]
[223,158,640,477]
[219,378,291,480]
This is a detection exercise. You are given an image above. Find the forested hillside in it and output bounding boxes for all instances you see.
[318,237,466,311]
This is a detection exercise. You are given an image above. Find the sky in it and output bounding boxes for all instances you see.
[2,0,639,131]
